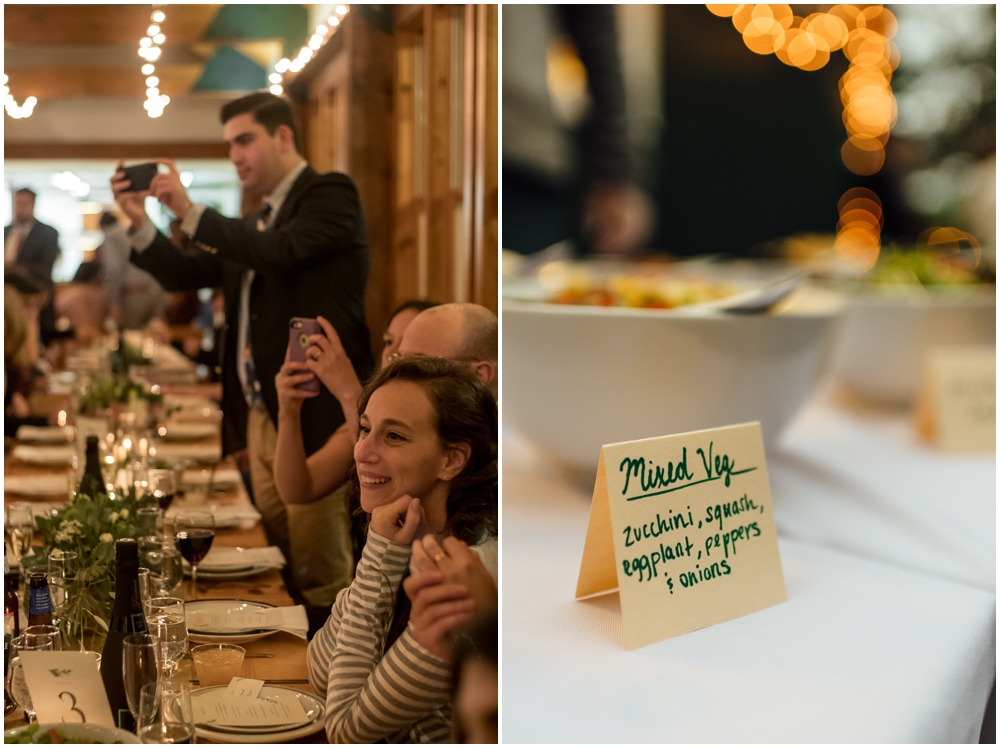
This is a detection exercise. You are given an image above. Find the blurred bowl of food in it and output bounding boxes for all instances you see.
[503,260,842,472]
[823,247,996,406]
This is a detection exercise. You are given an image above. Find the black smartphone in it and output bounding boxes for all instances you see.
[117,162,158,192]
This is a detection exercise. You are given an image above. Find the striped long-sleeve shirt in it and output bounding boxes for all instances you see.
[306,528,498,743]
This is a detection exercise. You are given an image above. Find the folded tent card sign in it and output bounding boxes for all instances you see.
[576,422,787,650]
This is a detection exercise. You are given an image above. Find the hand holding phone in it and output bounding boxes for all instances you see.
[116,162,159,193]
[288,318,322,395]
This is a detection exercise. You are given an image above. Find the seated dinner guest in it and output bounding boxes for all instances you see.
[306,356,498,743]
[449,611,499,744]
[273,302,496,507]
[54,261,109,342]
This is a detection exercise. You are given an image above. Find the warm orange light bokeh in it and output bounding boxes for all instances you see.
[707,4,740,18]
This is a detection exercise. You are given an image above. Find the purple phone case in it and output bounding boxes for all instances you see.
[288,318,322,394]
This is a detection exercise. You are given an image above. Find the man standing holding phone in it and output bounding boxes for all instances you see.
[111,92,374,632]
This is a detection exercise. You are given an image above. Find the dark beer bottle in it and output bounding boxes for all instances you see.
[26,573,53,627]
[100,539,149,732]
[80,435,105,498]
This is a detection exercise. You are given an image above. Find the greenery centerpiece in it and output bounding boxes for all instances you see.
[32,487,144,650]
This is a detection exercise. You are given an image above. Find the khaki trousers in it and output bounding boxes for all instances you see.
[246,408,355,608]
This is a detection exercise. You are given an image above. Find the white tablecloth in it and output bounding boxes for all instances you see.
[501,427,996,743]
[770,384,996,592]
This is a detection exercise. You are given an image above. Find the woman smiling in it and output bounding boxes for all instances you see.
[306,356,498,743]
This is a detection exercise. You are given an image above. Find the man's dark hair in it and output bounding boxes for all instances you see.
[220,92,300,153]
[14,188,36,201]
[72,261,103,284]
[99,212,118,229]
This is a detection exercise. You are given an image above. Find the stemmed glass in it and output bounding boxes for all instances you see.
[148,470,177,512]
[137,679,195,744]
[48,549,78,639]
[174,511,215,598]
[123,634,161,724]
[6,632,56,721]
[145,597,185,622]
[147,548,183,597]
[148,615,188,676]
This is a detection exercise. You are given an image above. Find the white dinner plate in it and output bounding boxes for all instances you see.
[184,686,325,743]
[15,425,75,443]
[11,445,77,465]
[184,563,272,581]
[185,598,279,644]
[160,423,218,441]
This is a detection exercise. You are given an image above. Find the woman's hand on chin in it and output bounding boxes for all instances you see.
[412,535,497,614]
[370,494,424,545]
[403,570,475,660]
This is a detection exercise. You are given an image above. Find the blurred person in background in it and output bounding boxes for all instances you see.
[112,91,374,634]
[503,5,653,256]
[97,211,166,330]
[448,611,498,744]
[54,261,109,343]
[4,273,47,438]
[4,188,60,283]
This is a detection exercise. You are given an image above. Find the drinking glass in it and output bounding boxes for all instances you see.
[174,512,214,598]
[191,644,244,687]
[6,503,35,563]
[145,596,185,622]
[137,679,195,744]
[6,632,56,721]
[138,535,163,567]
[148,614,188,675]
[137,568,152,611]
[148,470,177,512]
[123,634,161,722]
[47,550,78,635]
[24,624,61,651]
[147,548,183,596]
[136,507,163,538]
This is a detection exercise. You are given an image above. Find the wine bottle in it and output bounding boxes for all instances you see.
[26,573,53,627]
[80,435,105,498]
[111,330,128,375]
[100,539,149,732]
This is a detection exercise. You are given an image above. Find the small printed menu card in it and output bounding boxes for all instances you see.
[192,678,309,727]
[18,651,115,726]
[576,422,787,650]
[915,345,995,453]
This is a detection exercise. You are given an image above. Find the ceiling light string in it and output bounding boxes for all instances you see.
[2,74,38,119]
[269,4,351,95]
[140,5,169,117]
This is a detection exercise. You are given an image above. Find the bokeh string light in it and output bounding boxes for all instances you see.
[2,74,38,119]
[140,6,170,117]
[269,5,351,96]
[707,4,900,267]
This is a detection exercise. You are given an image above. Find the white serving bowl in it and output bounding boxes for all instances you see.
[826,284,995,406]
[503,285,841,472]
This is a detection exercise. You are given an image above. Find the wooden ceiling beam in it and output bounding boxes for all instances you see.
[5,67,203,99]
[3,5,222,46]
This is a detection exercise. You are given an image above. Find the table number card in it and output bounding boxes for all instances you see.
[18,651,115,727]
[915,345,995,453]
[575,422,787,650]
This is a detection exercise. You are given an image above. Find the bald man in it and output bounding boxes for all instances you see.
[398,303,498,399]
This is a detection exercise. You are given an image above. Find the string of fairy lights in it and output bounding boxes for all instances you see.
[707,3,899,268]
[139,7,170,118]
[268,5,351,95]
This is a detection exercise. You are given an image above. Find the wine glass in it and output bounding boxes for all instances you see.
[136,507,163,538]
[174,512,215,599]
[48,550,78,637]
[148,614,188,675]
[137,679,195,744]
[137,568,152,612]
[24,624,61,651]
[148,470,177,512]
[6,503,35,563]
[145,597,185,622]
[123,634,161,723]
[6,632,56,721]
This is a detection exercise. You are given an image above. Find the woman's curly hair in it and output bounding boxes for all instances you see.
[351,355,497,546]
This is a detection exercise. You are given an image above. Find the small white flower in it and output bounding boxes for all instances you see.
[119,509,130,519]
[109,512,120,524]
[100,533,113,543]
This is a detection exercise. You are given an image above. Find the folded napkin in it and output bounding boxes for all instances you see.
[163,395,219,414]
[15,425,74,443]
[186,605,309,639]
[162,423,218,441]
[166,503,262,527]
[5,474,70,497]
[198,546,286,572]
[182,468,241,489]
[11,445,77,465]
[152,442,222,463]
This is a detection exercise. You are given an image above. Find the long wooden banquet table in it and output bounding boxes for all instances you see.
[4,379,326,743]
